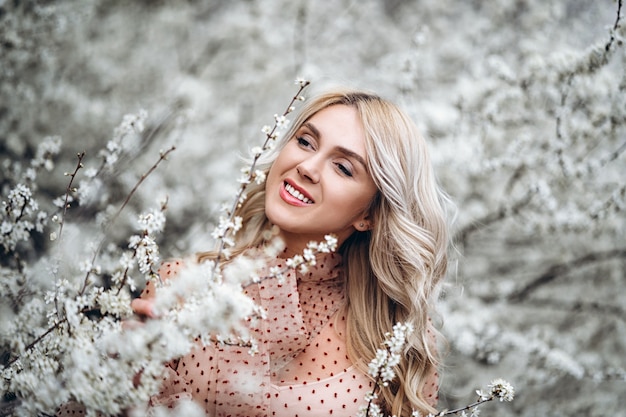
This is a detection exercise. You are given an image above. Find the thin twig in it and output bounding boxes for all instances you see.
[79,146,176,296]
[601,139,626,166]
[56,152,85,242]
[5,318,67,367]
[555,74,575,178]
[212,82,310,270]
[113,196,166,295]
[606,0,623,52]
[439,394,496,416]
[110,146,176,225]
[362,378,383,416]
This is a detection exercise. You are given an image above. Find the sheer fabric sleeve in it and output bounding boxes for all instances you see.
[140,259,185,299]
[147,252,345,417]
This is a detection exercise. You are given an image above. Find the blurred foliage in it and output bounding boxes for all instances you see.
[1,0,625,415]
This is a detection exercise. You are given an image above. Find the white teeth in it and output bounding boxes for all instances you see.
[285,183,312,204]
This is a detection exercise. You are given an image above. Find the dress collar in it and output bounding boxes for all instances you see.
[295,252,343,282]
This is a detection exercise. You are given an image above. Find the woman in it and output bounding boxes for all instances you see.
[133,87,450,416]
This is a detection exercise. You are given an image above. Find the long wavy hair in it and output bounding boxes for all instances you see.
[198,87,450,416]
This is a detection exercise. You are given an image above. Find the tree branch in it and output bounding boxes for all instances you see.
[79,146,176,296]
[606,0,623,53]
[454,190,534,247]
[55,152,85,242]
[5,318,67,367]
[508,248,626,302]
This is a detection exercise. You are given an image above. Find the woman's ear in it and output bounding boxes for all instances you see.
[355,195,378,232]
[353,216,373,232]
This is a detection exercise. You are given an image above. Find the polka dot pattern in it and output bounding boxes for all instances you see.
[56,252,439,416]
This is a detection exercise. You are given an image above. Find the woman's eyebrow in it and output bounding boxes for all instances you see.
[302,122,368,171]
[302,121,321,138]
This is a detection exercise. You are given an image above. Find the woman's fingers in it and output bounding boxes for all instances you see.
[131,298,158,318]
[128,261,183,323]
[121,318,145,330]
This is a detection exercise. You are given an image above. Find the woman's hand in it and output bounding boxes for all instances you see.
[123,281,160,331]
[126,260,185,325]
[130,297,158,319]
[128,261,186,387]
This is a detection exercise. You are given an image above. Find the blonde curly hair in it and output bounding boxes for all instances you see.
[199,87,450,415]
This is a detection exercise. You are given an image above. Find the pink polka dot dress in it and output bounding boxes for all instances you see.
[56,251,439,416]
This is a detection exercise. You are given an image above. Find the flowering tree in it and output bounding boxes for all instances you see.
[1,0,625,416]
[394,2,626,415]
[0,79,514,417]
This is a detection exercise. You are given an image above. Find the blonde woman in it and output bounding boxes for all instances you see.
[130,87,450,416]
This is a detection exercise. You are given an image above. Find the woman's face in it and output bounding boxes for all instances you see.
[265,104,378,254]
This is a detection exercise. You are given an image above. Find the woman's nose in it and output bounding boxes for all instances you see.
[296,159,320,183]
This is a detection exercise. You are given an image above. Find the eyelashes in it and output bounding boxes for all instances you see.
[295,136,354,177]
[336,163,353,177]
[297,136,312,148]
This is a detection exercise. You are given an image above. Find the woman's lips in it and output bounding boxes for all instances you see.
[280,181,314,206]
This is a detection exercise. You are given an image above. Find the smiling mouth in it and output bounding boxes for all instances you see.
[284,182,314,204]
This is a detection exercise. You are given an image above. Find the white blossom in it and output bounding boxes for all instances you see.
[274,114,290,129]
[30,136,62,171]
[294,77,309,87]
[488,378,515,402]
[253,169,267,184]
[137,209,166,235]
[99,110,148,169]
[366,322,413,387]
[129,234,160,275]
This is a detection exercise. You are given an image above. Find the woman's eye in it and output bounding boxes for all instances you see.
[297,137,312,148]
[336,163,353,177]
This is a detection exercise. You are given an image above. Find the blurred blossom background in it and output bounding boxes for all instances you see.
[1,0,625,416]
